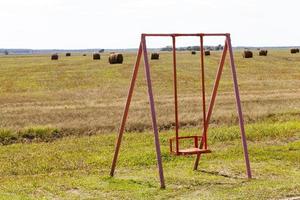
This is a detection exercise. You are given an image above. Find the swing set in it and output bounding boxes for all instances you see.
[110,33,252,188]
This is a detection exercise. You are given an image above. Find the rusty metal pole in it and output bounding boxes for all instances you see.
[172,36,180,154]
[141,35,166,188]
[226,35,252,179]
[110,42,143,177]
[194,41,228,170]
[200,35,207,149]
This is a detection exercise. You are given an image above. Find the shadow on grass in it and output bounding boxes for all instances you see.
[196,169,251,181]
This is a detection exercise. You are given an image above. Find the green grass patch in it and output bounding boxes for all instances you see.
[0,121,299,199]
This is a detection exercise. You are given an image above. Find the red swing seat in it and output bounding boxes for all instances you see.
[169,135,211,156]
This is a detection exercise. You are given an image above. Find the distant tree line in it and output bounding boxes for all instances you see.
[0,50,9,55]
[0,49,105,55]
[161,44,223,51]
[0,49,33,55]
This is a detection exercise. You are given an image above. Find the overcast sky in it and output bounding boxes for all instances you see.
[0,0,299,49]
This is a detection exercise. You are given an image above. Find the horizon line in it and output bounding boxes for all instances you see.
[1,45,300,51]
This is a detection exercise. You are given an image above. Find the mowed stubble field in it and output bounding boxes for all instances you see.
[1,51,300,135]
[0,50,299,199]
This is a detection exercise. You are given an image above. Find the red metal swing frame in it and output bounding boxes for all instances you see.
[110,33,252,189]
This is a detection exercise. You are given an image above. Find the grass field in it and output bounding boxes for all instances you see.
[0,51,300,199]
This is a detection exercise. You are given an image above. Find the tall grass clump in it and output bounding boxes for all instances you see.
[0,126,60,145]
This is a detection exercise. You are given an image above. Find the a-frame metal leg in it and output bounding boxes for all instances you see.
[194,41,228,170]
[110,42,143,177]
[141,36,166,189]
[226,35,252,178]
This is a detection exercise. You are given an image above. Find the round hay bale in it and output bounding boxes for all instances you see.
[205,50,210,56]
[93,53,101,60]
[109,53,123,64]
[290,49,298,54]
[51,54,59,60]
[259,50,268,56]
[243,50,253,58]
[191,51,196,55]
[151,53,159,60]
[66,53,71,56]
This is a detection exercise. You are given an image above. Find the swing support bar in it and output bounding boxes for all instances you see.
[110,33,252,189]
